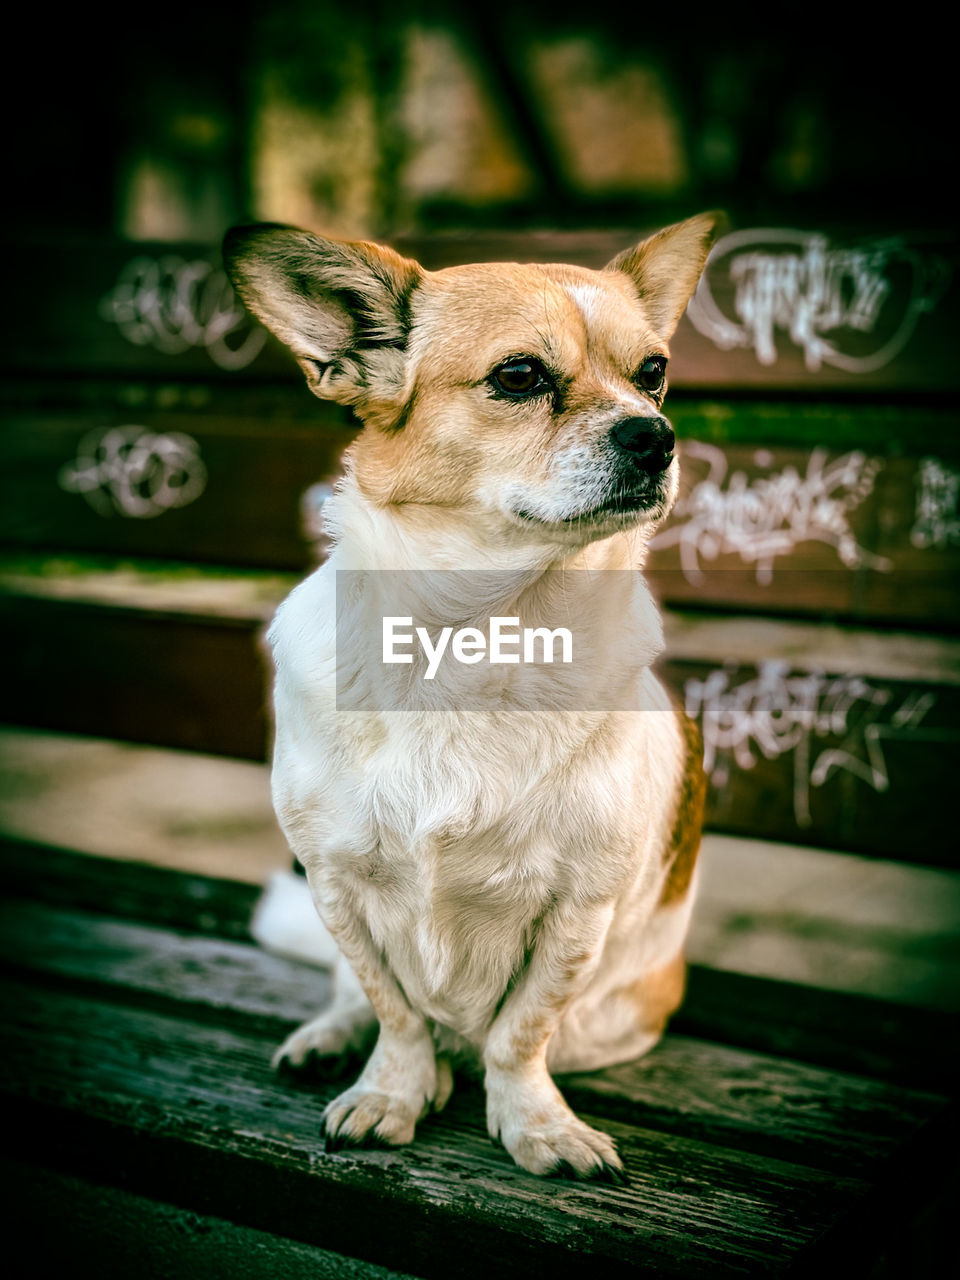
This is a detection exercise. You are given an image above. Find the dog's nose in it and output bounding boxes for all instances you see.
[609,416,675,472]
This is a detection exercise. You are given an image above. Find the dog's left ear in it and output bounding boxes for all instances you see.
[605,212,724,338]
[223,223,422,405]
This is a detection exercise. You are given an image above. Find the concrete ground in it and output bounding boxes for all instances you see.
[1,726,958,1012]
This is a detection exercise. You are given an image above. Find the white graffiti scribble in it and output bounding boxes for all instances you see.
[685,662,938,827]
[650,441,891,584]
[686,228,950,372]
[911,457,960,550]
[99,255,267,371]
[59,426,207,519]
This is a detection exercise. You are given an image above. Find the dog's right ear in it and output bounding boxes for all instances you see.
[222,224,422,405]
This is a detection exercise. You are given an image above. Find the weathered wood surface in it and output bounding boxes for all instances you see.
[3,395,957,624]
[6,229,959,391]
[0,836,260,940]
[0,894,945,1175]
[2,584,956,861]
[0,592,272,761]
[0,844,956,1276]
[667,656,960,860]
[0,978,877,1279]
[2,838,956,1092]
[646,442,960,626]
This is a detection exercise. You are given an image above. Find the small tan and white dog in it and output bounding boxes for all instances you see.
[224,214,713,1181]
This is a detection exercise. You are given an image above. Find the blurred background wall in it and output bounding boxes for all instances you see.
[4,2,953,243]
[0,3,957,877]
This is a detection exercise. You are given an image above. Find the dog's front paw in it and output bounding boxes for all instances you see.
[323,1086,423,1148]
[486,1071,624,1181]
[322,1038,452,1150]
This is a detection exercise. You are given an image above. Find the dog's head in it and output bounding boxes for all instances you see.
[224,215,720,544]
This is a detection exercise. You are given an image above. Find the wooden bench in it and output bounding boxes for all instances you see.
[1,836,957,1277]
[1,224,959,1274]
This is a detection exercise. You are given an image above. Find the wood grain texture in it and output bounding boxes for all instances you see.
[676,968,958,1092]
[0,843,955,1275]
[0,896,943,1177]
[1,840,956,1091]
[0,978,877,1279]
[0,836,260,940]
[0,898,331,1037]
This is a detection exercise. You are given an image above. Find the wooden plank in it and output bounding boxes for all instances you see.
[669,656,960,861]
[646,442,960,626]
[5,560,957,680]
[688,836,960,1015]
[0,840,956,1092]
[0,977,879,1278]
[0,403,352,570]
[0,895,944,1177]
[6,229,959,392]
[2,588,956,861]
[0,593,271,760]
[4,405,956,622]
[676,968,958,1093]
[0,836,260,941]
[0,1157,416,1280]
[662,613,960,683]
[0,898,330,1038]
[3,239,295,382]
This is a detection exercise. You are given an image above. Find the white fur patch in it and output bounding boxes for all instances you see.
[251,869,340,968]
[599,378,661,418]
[565,283,604,324]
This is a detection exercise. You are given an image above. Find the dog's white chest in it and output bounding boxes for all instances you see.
[269,560,684,1045]
[329,724,562,1037]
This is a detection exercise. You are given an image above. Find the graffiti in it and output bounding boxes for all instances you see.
[911,457,960,550]
[650,441,890,584]
[100,255,267,371]
[59,426,207,519]
[685,662,937,827]
[686,228,950,373]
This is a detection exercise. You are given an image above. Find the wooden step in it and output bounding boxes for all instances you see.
[6,228,959,392]
[1,838,955,1091]
[0,1157,414,1280]
[2,558,958,861]
[3,383,958,624]
[3,733,959,1014]
[0,842,955,1276]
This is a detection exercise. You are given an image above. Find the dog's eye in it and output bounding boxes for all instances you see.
[490,358,551,398]
[636,357,667,393]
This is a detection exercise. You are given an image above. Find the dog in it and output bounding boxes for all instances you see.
[223,213,714,1180]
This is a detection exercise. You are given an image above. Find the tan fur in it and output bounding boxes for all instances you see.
[630,951,688,1036]
[660,711,707,907]
[225,213,717,1179]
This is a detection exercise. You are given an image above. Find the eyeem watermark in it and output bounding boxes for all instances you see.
[334,569,666,711]
[383,616,573,680]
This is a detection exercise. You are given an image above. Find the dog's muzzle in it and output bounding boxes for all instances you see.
[609,416,675,474]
